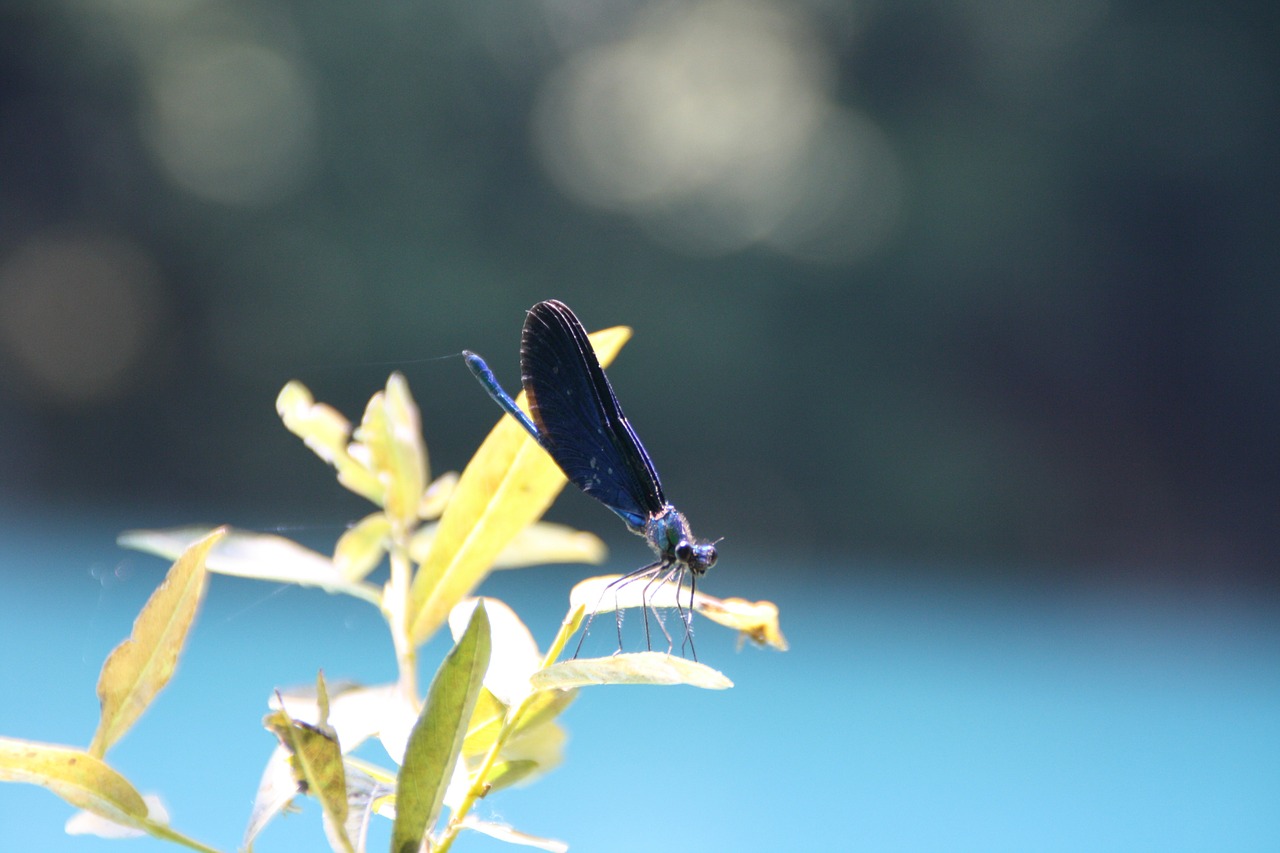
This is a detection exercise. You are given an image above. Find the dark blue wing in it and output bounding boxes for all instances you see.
[520,300,666,529]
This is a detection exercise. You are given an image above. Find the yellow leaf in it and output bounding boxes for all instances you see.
[0,737,148,828]
[409,522,606,570]
[66,793,168,838]
[481,709,570,791]
[417,471,459,520]
[510,688,576,738]
[89,527,224,757]
[333,513,391,582]
[460,688,575,782]
[460,688,507,757]
[350,373,427,526]
[119,526,381,605]
[569,574,788,651]
[406,326,631,645]
[277,381,352,464]
[277,380,383,506]
[530,652,733,690]
[483,758,539,792]
[699,596,790,651]
[490,523,607,569]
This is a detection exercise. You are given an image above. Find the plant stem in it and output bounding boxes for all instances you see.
[143,819,225,853]
[386,538,418,705]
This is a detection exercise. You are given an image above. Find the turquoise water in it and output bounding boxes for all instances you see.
[2,516,1278,851]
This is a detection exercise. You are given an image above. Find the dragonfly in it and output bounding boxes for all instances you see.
[463,300,717,655]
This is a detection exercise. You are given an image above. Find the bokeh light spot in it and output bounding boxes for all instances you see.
[533,0,902,262]
[762,107,906,266]
[0,233,166,405]
[142,37,316,205]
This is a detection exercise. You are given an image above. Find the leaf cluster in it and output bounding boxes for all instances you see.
[0,323,785,851]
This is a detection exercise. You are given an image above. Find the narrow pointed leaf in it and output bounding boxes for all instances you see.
[264,700,354,853]
[0,737,148,828]
[391,603,491,853]
[407,327,630,645]
[89,527,223,757]
[119,526,381,604]
[273,681,405,759]
[315,671,332,728]
[531,652,733,690]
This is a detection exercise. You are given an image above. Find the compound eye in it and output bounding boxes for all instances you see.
[675,542,694,563]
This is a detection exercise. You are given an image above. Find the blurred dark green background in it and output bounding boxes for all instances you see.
[3,0,1277,587]
[2,1,1277,584]
[3,2,1280,851]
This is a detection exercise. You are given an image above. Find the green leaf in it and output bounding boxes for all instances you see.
[263,689,354,853]
[0,737,148,829]
[531,652,733,690]
[89,527,223,757]
[407,326,631,645]
[392,603,491,853]
[243,688,412,848]
[119,526,381,605]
